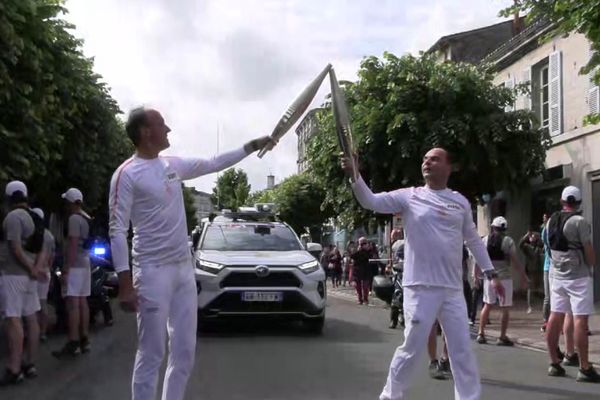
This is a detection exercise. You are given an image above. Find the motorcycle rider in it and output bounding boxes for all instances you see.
[388,229,404,329]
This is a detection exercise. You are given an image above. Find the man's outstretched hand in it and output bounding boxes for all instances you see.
[340,152,359,178]
[244,136,277,154]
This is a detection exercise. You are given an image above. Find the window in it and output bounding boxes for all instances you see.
[540,65,550,128]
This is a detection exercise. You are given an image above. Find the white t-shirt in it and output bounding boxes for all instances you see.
[352,177,494,290]
[109,148,248,273]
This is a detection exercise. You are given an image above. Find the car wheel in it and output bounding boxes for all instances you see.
[303,315,325,334]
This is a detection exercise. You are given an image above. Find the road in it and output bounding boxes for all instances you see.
[1,296,599,400]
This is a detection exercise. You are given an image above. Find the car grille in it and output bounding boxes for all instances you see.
[204,291,321,315]
[220,271,302,288]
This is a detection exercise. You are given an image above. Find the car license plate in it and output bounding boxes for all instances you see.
[241,292,283,302]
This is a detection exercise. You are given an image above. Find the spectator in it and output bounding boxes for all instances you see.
[519,230,544,314]
[31,208,55,342]
[329,246,343,288]
[351,237,372,305]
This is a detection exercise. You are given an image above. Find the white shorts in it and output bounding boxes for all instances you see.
[38,271,51,301]
[483,278,513,307]
[0,275,41,317]
[550,277,595,316]
[63,268,91,297]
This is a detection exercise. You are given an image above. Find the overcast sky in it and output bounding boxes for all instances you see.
[64,0,513,194]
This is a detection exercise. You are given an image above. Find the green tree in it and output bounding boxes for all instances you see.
[211,168,251,211]
[246,188,276,206]
[306,53,550,229]
[182,185,199,232]
[501,0,600,123]
[267,173,331,236]
[0,0,132,215]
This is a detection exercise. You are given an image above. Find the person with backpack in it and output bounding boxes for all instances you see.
[0,181,47,385]
[52,188,93,358]
[545,186,599,382]
[476,216,528,346]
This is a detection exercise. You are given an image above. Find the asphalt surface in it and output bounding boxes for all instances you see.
[1,295,600,400]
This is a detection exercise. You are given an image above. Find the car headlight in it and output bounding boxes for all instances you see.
[195,259,224,275]
[298,260,320,274]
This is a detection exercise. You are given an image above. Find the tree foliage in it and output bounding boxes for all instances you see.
[182,185,199,233]
[211,168,250,211]
[306,53,550,229]
[501,0,600,124]
[246,188,276,206]
[265,173,331,236]
[0,0,132,214]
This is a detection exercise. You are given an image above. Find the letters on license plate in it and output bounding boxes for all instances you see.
[241,292,283,302]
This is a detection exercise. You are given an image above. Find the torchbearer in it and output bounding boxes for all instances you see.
[109,107,273,400]
[341,148,504,400]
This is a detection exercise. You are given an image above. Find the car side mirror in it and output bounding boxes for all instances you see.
[306,243,322,253]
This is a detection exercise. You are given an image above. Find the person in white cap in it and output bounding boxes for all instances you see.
[545,186,599,382]
[52,187,92,358]
[31,208,55,342]
[341,148,505,400]
[476,216,527,346]
[1,181,45,385]
[109,107,274,400]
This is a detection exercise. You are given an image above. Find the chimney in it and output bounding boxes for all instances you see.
[512,1,523,36]
[267,175,275,189]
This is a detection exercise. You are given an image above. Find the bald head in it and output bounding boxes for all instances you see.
[421,147,452,189]
[126,107,171,153]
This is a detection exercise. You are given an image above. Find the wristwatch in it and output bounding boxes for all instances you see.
[483,270,498,281]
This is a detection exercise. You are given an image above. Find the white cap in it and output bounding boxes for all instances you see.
[561,186,581,203]
[32,208,44,220]
[491,216,508,229]
[5,181,28,197]
[62,188,83,203]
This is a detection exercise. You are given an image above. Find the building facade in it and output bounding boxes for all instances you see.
[429,18,600,300]
[189,188,214,224]
[295,108,323,173]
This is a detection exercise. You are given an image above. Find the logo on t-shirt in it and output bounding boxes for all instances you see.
[446,203,461,210]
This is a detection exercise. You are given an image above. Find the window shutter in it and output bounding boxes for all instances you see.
[588,47,599,116]
[505,77,515,112]
[522,67,532,110]
[549,51,562,136]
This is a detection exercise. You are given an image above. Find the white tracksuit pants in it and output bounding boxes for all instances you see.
[380,285,481,400]
[132,260,198,400]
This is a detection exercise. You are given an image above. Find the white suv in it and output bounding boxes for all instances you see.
[194,213,327,333]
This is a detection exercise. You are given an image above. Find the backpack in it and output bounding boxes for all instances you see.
[64,212,96,250]
[547,211,580,252]
[21,208,45,254]
[486,232,506,261]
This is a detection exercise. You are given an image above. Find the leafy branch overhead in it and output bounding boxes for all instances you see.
[306,53,550,229]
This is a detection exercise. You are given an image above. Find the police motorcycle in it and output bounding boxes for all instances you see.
[372,251,404,329]
[49,237,116,331]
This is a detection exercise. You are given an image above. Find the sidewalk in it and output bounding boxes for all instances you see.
[327,283,600,364]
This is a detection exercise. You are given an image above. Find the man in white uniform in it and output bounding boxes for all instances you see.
[342,148,504,400]
[109,107,273,400]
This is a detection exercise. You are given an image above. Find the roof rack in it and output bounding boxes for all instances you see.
[209,210,279,223]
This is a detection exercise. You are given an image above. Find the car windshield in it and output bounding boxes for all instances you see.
[201,223,303,251]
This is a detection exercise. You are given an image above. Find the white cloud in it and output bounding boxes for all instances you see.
[64,0,513,193]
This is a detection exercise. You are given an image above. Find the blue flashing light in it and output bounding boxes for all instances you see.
[93,246,107,256]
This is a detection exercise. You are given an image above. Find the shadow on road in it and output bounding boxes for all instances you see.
[198,317,386,344]
[482,377,600,400]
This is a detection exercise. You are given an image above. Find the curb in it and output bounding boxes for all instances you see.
[328,288,600,364]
